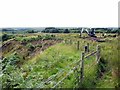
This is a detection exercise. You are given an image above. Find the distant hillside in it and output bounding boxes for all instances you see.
[0,27,119,34]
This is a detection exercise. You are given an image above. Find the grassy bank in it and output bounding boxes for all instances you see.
[1,33,119,88]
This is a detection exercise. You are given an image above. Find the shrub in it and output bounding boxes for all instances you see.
[36,44,42,48]
[37,35,42,40]
[43,34,54,40]
[2,34,14,42]
[26,43,35,51]
[63,29,70,33]
[2,52,21,67]
[26,30,36,33]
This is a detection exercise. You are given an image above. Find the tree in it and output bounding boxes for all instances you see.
[2,34,14,41]
[26,30,36,33]
[63,29,70,33]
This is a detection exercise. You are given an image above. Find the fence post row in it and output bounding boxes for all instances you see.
[49,39,101,88]
[96,45,100,63]
[80,52,84,86]
[79,45,100,87]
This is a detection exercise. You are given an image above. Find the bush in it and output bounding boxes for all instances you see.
[26,30,36,33]
[43,34,55,40]
[2,34,14,42]
[2,52,20,66]
[37,35,42,40]
[26,43,35,51]
[63,29,70,33]
[16,36,43,43]
[36,44,42,48]
[1,52,26,88]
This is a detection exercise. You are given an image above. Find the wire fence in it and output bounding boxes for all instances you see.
[37,39,101,88]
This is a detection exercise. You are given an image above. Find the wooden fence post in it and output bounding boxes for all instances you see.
[80,52,84,86]
[87,43,89,52]
[84,43,89,53]
[96,45,100,63]
[84,45,87,53]
[77,41,80,50]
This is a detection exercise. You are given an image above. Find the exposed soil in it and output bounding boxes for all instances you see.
[82,37,106,42]
[1,39,62,62]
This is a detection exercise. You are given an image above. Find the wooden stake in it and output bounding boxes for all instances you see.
[96,45,100,63]
[84,45,87,53]
[77,41,80,50]
[80,52,84,85]
[87,43,89,52]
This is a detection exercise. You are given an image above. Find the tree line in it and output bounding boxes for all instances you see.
[1,28,119,34]
[41,27,119,34]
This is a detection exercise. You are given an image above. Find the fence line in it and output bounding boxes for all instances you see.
[63,40,100,88]
[78,44,100,87]
[41,40,101,88]
[37,59,81,87]
[84,51,97,58]
[52,60,82,88]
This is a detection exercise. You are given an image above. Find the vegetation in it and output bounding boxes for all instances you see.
[41,27,119,34]
[1,33,14,42]
[0,28,119,88]
[26,30,38,33]
[26,43,35,51]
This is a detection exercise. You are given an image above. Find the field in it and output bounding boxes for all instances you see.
[0,30,119,88]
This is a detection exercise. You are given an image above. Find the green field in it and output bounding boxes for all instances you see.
[0,31,119,88]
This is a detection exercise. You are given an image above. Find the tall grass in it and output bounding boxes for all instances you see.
[1,33,119,88]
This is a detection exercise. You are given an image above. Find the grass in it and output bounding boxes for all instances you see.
[19,38,99,88]
[1,33,119,88]
[96,71,115,88]
[16,43,77,88]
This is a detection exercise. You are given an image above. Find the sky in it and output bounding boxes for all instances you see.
[0,0,119,28]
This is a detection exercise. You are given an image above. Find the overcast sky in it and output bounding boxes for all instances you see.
[0,0,119,28]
